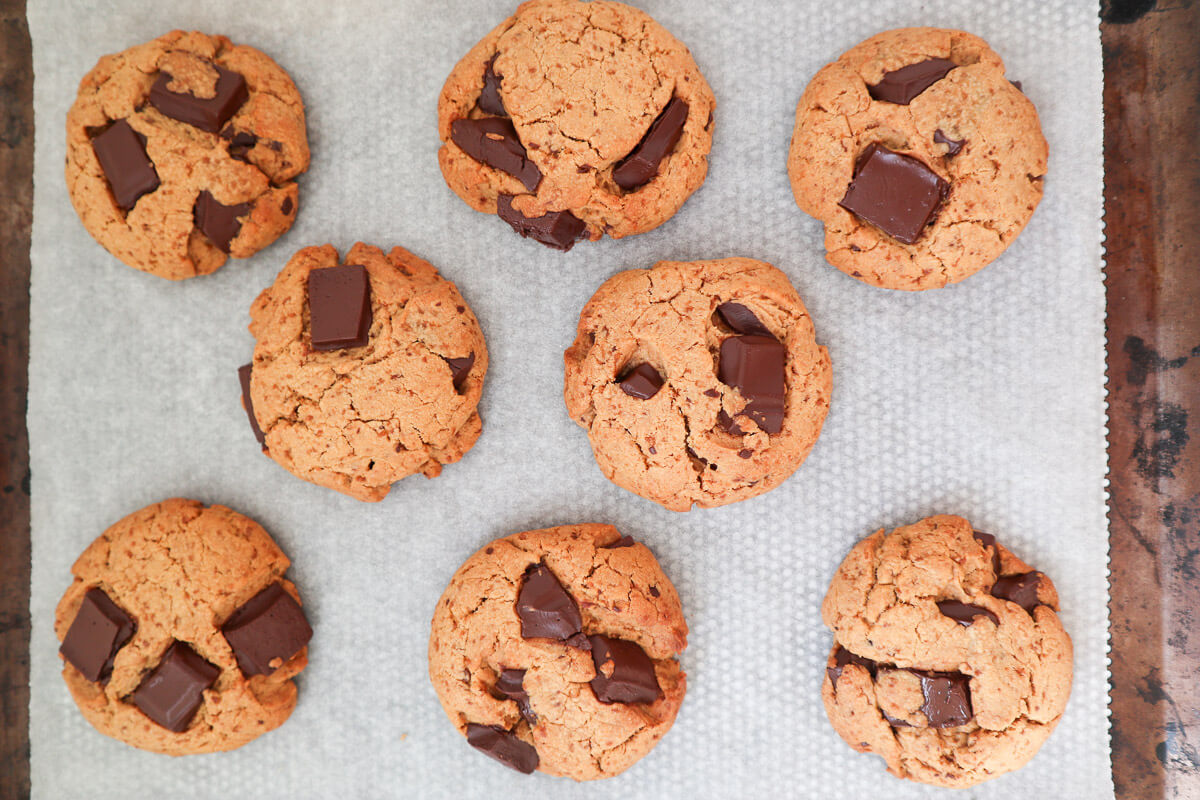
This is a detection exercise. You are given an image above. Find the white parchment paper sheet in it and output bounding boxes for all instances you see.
[27,0,1109,797]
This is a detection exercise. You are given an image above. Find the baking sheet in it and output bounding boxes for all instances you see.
[26,0,1110,797]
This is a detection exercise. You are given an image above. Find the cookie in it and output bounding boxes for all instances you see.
[428,524,687,780]
[54,498,312,755]
[66,30,309,280]
[243,242,487,502]
[564,258,832,510]
[820,514,1073,787]
[437,0,715,251]
[788,28,1047,290]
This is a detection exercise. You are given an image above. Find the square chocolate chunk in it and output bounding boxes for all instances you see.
[838,143,949,245]
[90,120,160,211]
[130,641,219,732]
[308,264,372,350]
[59,587,136,683]
[221,583,313,676]
[148,65,248,133]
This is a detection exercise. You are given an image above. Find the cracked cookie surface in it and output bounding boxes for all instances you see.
[428,524,687,780]
[246,242,487,502]
[54,498,309,754]
[821,514,1073,787]
[437,0,715,248]
[788,28,1047,290]
[66,30,309,279]
[564,258,832,511]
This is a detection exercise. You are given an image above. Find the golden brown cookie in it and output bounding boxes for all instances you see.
[243,242,487,502]
[821,514,1073,787]
[788,28,1047,290]
[54,498,312,755]
[66,30,309,279]
[564,258,832,511]
[437,0,715,250]
[428,524,687,780]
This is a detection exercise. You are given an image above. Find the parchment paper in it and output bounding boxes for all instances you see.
[27,0,1109,797]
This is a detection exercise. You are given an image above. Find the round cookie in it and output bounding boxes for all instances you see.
[54,498,313,755]
[66,30,309,279]
[820,514,1073,787]
[243,242,487,502]
[564,258,832,511]
[437,0,715,251]
[788,28,1047,290]
[428,524,687,780]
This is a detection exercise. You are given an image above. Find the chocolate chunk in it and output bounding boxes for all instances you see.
[1010,79,1023,92]
[588,634,661,704]
[702,388,720,398]
[602,536,636,549]
[992,571,1043,613]
[718,335,786,434]
[649,586,660,597]
[59,587,136,683]
[516,563,587,647]
[90,120,160,211]
[612,96,689,190]
[193,190,250,253]
[222,128,257,161]
[838,143,950,244]
[130,641,219,732]
[466,723,539,774]
[478,55,507,117]
[717,409,745,435]
[281,196,294,216]
[221,583,313,677]
[308,264,372,350]
[443,353,475,392]
[826,646,878,688]
[494,669,536,726]
[933,129,965,156]
[936,600,999,627]
[882,710,914,728]
[237,363,266,447]
[911,670,974,728]
[149,66,248,133]
[973,530,1002,574]
[450,117,541,192]
[716,302,771,336]
[496,194,586,251]
[868,58,957,104]
[617,363,664,399]
[737,448,753,459]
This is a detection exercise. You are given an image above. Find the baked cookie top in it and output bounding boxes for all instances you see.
[66,30,309,279]
[564,258,832,511]
[245,242,487,502]
[437,0,715,250]
[54,498,312,755]
[821,514,1073,787]
[428,524,687,781]
[788,28,1047,291]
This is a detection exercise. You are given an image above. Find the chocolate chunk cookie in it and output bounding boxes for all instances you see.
[788,28,1047,290]
[821,514,1073,787]
[564,258,832,510]
[66,30,309,279]
[243,242,487,501]
[437,0,715,250]
[54,499,312,754]
[428,524,687,780]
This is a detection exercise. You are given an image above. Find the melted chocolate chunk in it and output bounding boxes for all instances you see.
[221,583,313,677]
[478,55,507,117]
[494,669,536,726]
[617,363,664,399]
[936,600,999,627]
[717,409,745,435]
[910,669,974,728]
[90,120,160,211]
[992,571,1043,613]
[237,363,267,447]
[588,635,661,704]
[973,530,1002,574]
[933,129,965,156]
[716,302,771,336]
[868,58,957,104]
[130,641,219,732]
[308,264,372,350]
[826,646,878,688]
[450,117,541,192]
[602,536,636,549]
[496,194,586,251]
[466,723,539,774]
[281,196,294,216]
[718,335,786,434]
[838,143,950,244]
[612,96,689,190]
[193,191,250,253]
[516,563,587,648]
[222,128,258,161]
[149,65,248,133]
[443,353,476,392]
[59,587,136,683]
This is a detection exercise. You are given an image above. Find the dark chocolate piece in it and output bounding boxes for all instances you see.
[602,536,636,549]
[221,583,312,677]
[1010,79,1023,92]
[882,709,914,728]
[193,190,250,253]
[222,129,257,161]
[149,66,248,133]
[130,641,219,732]
[838,143,950,244]
[936,600,999,627]
[718,335,786,434]
[973,530,1002,574]
[90,120,160,211]
[494,669,536,726]
[308,264,372,350]
[910,670,974,728]
[443,353,476,392]
[466,723,539,774]
[59,587,136,683]
[826,646,878,688]
[933,129,965,156]
[588,634,660,704]
[450,117,541,192]
[281,196,294,216]
[478,55,507,117]
[717,409,745,435]
[992,571,1043,613]
[868,58,957,104]
[617,363,664,399]
[237,363,267,447]
[612,96,689,190]
[716,302,771,336]
[495,194,586,251]
[516,563,587,647]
